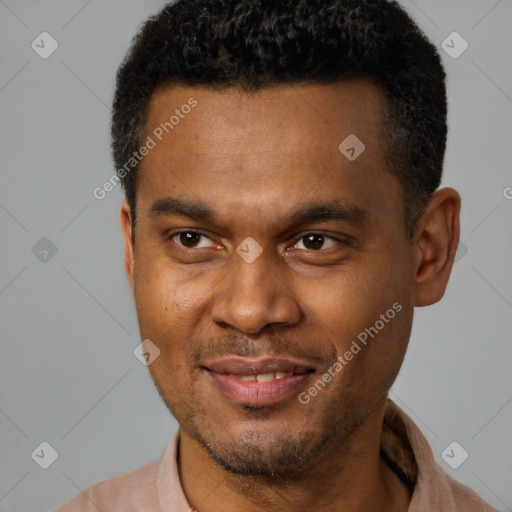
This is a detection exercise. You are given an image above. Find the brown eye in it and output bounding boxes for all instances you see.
[293,234,343,251]
[170,231,215,249]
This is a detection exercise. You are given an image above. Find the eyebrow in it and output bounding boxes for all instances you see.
[289,201,366,226]
[148,197,217,222]
[148,197,367,227]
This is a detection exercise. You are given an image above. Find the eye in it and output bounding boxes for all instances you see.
[169,230,216,249]
[291,233,347,251]
[168,230,350,253]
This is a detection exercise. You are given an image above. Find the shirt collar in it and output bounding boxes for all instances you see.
[155,399,486,511]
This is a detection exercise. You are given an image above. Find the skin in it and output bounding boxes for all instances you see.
[120,80,460,511]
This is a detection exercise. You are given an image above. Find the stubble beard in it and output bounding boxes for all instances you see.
[165,383,382,482]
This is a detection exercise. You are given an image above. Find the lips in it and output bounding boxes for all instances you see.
[203,356,315,406]
[204,356,314,375]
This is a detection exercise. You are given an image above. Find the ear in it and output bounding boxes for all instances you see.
[120,201,135,293]
[412,187,461,307]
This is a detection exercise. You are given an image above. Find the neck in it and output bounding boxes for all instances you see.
[178,398,411,512]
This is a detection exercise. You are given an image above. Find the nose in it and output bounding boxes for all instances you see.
[210,247,302,335]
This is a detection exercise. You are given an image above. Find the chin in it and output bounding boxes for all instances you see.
[197,426,329,477]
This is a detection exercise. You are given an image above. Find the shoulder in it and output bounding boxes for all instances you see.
[51,457,162,512]
[387,401,498,512]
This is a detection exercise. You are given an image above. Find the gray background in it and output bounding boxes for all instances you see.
[0,0,511,510]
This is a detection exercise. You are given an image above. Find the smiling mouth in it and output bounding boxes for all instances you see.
[202,356,316,406]
[227,372,297,382]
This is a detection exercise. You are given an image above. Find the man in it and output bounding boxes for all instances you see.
[54,0,497,510]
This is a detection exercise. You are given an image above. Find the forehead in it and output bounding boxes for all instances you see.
[143,79,387,160]
[135,80,402,230]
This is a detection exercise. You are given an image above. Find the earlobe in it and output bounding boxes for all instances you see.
[412,188,461,307]
[120,201,135,292]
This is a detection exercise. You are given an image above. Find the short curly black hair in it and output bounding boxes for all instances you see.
[111,0,447,238]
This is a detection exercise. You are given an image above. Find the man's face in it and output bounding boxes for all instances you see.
[123,81,417,476]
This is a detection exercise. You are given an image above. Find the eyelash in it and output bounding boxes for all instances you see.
[167,229,353,252]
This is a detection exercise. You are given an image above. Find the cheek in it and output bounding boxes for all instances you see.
[134,258,193,321]
[303,249,412,355]
[134,271,198,399]
[134,269,171,331]
[133,271,179,361]
[133,261,216,368]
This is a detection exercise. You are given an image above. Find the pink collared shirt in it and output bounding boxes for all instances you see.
[52,401,497,512]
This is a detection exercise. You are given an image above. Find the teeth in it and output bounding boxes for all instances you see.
[239,375,257,381]
[256,373,275,383]
[229,372,294,382]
